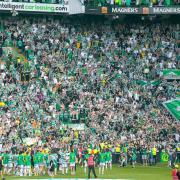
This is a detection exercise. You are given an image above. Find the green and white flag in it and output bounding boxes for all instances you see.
[136,80,161,86]
[81,67,88,74]
[163,69,180,80]
[163,99,180,121]
[160,152,169,163]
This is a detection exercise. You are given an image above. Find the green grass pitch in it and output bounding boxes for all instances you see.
[4,163,178,180]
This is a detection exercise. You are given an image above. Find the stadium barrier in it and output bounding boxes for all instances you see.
[85,6,180,14]
[0,1,179,14]
[47,149,166,164]
[112,152,161,164]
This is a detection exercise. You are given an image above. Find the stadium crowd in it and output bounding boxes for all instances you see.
[0,15,179,176]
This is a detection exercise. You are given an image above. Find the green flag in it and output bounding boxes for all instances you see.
[56,103,61,111]
[163,99,180,121]
[160,152,169,163]
[126,0,131,6]
[136,80,161,86]
[136,80,147,86]
[82,68,88,74]
[165,0,171,6]
[163,69,180,80]
[150,80,161,86]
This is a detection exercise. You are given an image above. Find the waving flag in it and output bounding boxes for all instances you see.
[163,69,180,80]
[163,99,180,121]
[160,152,169,162]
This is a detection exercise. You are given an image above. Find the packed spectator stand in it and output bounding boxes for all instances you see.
[0,15,179,156]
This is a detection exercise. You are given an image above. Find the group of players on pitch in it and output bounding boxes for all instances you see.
[0,148,112,177]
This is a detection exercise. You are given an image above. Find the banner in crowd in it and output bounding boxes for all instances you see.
[160,152,169,162]
[23,138,38,146]
[163,99,180,121]
[162,69,180,80]
[136,80,161,86]
[62,123,85,130]
[0,2,69,13]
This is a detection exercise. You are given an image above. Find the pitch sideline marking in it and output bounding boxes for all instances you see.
[13,178,133,180]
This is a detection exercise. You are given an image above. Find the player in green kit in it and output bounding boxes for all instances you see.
[37,151,44,175]
[2,151,9,175]
[33,152,39,176]
[105,149,112,170]
[7,151,13,175]
[60,149,68,175]
[44,153,50,175]
[17,152,24,176]
[131,150,137,168]
[99,150,106,175]
[51,153,58,176]
[24,152,32,176]
[141,146,148,166]
[12,153,18,175]
[65,150,70,174]
[69,149,76,175]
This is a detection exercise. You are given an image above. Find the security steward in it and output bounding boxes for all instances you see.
[152,147,157,165]
[172,164,179,180]
[115,145,121,163]
[176,144,180,163]
[87,153,97,179]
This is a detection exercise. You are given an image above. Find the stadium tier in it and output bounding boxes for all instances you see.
[0,0,179,15]
[84,0,180,7]
[0,2,180,180]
